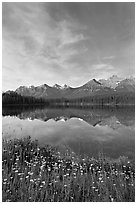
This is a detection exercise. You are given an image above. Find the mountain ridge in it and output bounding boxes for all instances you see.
[13,75,135,100]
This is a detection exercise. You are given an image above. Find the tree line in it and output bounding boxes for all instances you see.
[2,91,135,106]
[2,92,49,105]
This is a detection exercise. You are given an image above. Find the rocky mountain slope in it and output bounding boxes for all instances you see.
[14,75,135,100]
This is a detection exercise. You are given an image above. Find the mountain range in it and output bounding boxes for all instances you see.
[14,75,135,100]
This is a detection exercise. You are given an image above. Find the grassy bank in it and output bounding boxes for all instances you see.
[2,137,135,202]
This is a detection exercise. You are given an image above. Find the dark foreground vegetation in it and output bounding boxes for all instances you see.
[2,91,135,106]
[2,137,135,202]
[2,92,48,106]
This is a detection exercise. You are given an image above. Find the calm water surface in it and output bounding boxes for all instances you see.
[2,106,135,161]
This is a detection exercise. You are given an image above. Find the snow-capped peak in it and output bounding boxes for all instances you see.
[53,84,62,89]
[61,84,69,89]
[53,84,69,89]
[108,75,123,82]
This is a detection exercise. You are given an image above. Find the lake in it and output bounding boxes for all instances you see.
[2,105,135,161]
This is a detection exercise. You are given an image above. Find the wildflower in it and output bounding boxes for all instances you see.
[111,198,114,202]
[4,179,7,181]
[3,182,6,185]
[40,166,44,170]
[28,172,33,176]
[72,161,75,165]
[92,186,96,189]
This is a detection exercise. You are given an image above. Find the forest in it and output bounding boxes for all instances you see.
[2,91,135,106]
[2,92,49,105]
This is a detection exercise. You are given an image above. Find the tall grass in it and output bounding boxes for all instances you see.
[2,136,135,202]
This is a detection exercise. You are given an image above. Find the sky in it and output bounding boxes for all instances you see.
[2,2,135,91]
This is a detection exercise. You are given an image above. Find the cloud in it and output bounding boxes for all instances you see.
[92,64,110,70]
[58,20,85,47]
[2,3,88,90]
[86,63,118,80]
[2,2,134,91]
[103,56,115,60]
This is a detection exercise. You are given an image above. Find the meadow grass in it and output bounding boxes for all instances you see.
[2,136,135,202]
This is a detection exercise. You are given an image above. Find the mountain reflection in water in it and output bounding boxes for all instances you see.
[2,106,135,160]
